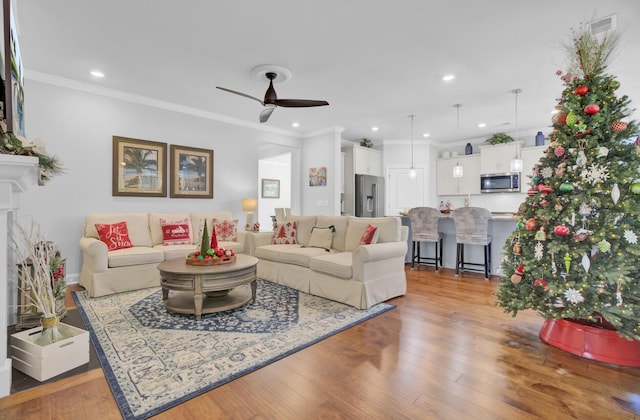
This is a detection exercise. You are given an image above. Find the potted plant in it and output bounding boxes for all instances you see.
[485,133,514,145]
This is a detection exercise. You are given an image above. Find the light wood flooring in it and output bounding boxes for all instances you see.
[1,266,639,419]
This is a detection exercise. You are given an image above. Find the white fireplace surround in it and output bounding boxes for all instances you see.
[0,154,39,398]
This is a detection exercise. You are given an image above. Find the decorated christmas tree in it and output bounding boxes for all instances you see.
[495,28,640,341]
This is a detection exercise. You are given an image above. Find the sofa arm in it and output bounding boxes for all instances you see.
[79,237,109,273]
[244,231,274,256]
[352,241,408,263]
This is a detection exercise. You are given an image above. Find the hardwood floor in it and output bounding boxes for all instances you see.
[1,266,639,419]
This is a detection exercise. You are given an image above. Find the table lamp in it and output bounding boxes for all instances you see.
[242,198,258,231]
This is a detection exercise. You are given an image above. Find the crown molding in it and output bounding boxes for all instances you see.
[25,70,301,138]
[302,126,345,139]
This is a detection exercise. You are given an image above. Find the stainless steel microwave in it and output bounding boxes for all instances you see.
[480,172,520,193]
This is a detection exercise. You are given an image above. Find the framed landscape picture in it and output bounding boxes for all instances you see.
[170,145,214,198]
[112,136,167,197]
[261,179,280,198]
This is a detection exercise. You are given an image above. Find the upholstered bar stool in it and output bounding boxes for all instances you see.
[408,207,443,271]
[452,207,492,279]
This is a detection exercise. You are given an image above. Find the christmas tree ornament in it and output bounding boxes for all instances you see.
[526,218,537,231]
[564,288,585,304]
[573,228,592,241]
[581,253,591,273]
[554,203,563,212]
[527,187,539,196]
[539,184,553,194]
[555,163,567,177]
[553,112,568,125]
[564,254,572,272]
[534,227,546,241]
[553,297,565,308]
[534,278,547,288]
[554,225,570,236]
[559,183,574,193]
[532,175,542,185]
[596,146,609,158]
[541,166,554,179]
[612,121,628,132]
[578,202,593,216]
[611,183,621,204]
[623,229,638,244]
[513,242,522,255]
[554,146,565,157]
[565,111,578,127]
[630,183,640,194]
[617,289,623,307]
[534,241,544,260]
[574,85,589,96]
[576,148,587,167]
[597,239,611,253]
[551,253,557,276]
[511,264,525,284]
[584,104,600,115]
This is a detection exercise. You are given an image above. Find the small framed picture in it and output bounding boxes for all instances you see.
[170,145,214,198]
[309,167,327,187]
[262,179,280,199]
[112,136,167,197]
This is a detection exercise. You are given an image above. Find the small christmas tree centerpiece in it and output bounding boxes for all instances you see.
[495,27,640,365]
[186,219,236,265]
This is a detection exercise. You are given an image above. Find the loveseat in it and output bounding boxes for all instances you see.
[79,211,246,297]
[249,215,408,309]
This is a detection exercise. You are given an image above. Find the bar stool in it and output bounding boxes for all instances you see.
[408,207,443,271]
[452,207,492,279]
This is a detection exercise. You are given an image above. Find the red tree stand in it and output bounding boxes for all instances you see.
[539,318,640,367]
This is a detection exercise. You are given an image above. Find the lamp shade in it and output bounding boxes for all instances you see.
[242,198,258,212]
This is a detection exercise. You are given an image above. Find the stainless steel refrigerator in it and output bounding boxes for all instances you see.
[355,174,384,217]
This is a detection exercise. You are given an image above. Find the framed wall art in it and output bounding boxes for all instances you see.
[112,136,167,197]
[170,144,214,198]
[309,167,327,186]
[261,178,280,198]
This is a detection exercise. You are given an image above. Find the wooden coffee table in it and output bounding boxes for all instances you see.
[158,255,259,320]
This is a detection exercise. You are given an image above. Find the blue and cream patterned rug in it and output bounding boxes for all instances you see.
[73,280,394,420]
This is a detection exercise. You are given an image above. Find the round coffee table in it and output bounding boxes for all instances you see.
[158,255,259,320]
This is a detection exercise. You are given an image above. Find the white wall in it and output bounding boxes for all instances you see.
[19,79,303,282]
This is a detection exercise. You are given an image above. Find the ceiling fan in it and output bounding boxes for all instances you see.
[216,70,329,123]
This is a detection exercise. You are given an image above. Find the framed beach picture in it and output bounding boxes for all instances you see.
[261,179,280,198]
[170,145,214,198]
[112,136,167,197]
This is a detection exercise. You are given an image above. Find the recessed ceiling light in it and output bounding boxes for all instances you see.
[478,123,487,128]
[291,122,300,128]
[422,133,430,138]
[90,70,105,78]
[442,74,455,82]
[371,126,379,132]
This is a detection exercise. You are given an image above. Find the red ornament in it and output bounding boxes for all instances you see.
[554,146,565,157]
[527,188,539,196]
[612,121,628,132]
[534,278,548,287]
[574,85,589,96]
[584,104,600,115]
[525,218,537,231]
[539,185,553,194]
[554,225,570,236]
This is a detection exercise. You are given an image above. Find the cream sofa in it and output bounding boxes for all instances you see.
[79,211,246,297]
[250,215,408,309]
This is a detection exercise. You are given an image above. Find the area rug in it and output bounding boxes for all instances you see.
[73,280,394,420]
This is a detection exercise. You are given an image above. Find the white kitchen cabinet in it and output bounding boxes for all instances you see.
[436,155,481,195]
[479,143,521,174]
[353,145,383,176]
[520,145,547,184]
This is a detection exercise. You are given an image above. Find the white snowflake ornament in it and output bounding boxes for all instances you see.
[534,242,544,261]
[581,164,610,185]
[564,288,585,304]
[541,166,554,179]
[624,230,638,244]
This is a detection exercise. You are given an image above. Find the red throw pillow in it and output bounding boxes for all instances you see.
[359,224,379,245]
[272,221,298,244]
[160,217,191,246]
[95,221,134,251]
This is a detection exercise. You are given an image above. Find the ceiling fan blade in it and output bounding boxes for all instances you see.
[259,106,275,123]
[216,86,264,105]
[274,99,329,108]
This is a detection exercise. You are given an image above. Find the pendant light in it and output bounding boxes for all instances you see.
[409,115,416,179]
[452,104,464,178]
[510,88,523,173]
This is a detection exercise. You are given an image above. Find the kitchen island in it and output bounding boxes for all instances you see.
[402,212,517,276]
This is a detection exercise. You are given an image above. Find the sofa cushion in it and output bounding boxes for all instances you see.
[85,213,153,247]
[214,218,239,241]
[149,213,191,245]
[285,215,317,246]
[160,217,192,246]
[278,247,334,268]
[345,216,401,251]
[315,216,348,252]
[95,221,134,251]
[308,226,335,250]
[107,246,164,268]
[273,221,298,244]
[153,244,197,260]
[255,244,302,262]
[309,252,353,279]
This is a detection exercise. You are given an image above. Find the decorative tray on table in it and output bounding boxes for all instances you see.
[186,248,236,266]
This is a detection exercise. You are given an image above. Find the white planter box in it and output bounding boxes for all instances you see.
[10,323,89,381]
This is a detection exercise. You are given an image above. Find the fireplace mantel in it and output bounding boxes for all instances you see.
[0,154,39,397]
